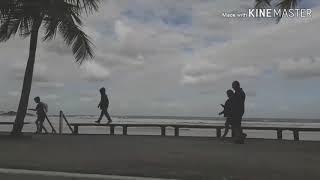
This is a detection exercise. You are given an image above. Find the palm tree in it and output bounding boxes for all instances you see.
[0,0,100,135]
[255,0,298,23]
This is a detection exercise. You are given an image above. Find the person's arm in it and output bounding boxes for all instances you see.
[219,104,225,115]
[28,104,38,111]
[106,95,109,108]
[97,96,102,108]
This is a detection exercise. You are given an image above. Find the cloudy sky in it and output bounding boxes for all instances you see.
[0,0,320,119]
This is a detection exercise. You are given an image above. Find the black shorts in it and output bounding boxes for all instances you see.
[36,115,46,122]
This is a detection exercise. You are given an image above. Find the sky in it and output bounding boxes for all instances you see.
[0,0,320,119]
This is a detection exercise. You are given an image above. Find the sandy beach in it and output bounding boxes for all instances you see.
[0,134,319,180]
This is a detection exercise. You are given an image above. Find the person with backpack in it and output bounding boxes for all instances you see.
[28,96,48,133]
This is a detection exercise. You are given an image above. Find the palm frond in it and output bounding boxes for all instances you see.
[276,0,298,23]
[0,17,22,42]
[42,18,60,41]
[276,0,298,10]
[255,0,272,9]
[1,0,99,61]
[58,13,94,63]
[64,0,100,14]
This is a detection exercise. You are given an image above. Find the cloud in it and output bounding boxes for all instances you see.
[81,61,110,82]
[80,97,96,102]
[11,62,52,83]
[182,64,262,86]
[43,94,59,100]
[182,7,320,88]
[278,57,320,79]
[8,91,20,97]
[0,0,320,118]
[34,82,65,88]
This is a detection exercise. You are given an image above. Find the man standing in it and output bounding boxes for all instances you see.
[231,81,246,144]
[95,87,112,124]
[28,96,48,133]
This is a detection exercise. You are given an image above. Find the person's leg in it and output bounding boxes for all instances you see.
[105,110,112,124]
[35,118,40,133]
[222,125,229,139]
[38,116,45,133]
[222,120,230,138]
[232,117,244,144]
[95,110,104,123]
[239,117,247,138]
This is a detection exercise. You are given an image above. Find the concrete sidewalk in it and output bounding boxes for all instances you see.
[0,168,176,180]
[0,135,320,179]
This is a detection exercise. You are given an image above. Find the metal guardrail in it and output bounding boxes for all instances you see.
[68,123,320,141]
[59,111,74,134]
[44,114,57,134]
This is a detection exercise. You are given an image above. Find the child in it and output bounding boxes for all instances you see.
[218,89,234,139]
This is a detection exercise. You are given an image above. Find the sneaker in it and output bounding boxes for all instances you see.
[95,120,100,124]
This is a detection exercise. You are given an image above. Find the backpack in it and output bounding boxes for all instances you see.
[42,102,48,113]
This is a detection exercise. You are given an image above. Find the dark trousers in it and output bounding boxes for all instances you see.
[98,109,112,123]
[222,118,232,138]
[232,116,243,141]
[35,115,45,133]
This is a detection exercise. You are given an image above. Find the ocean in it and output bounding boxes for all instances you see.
[1,115,320,141]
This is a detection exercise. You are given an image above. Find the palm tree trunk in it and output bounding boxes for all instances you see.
[11,20,41,135]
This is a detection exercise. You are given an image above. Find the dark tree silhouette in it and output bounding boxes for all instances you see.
[0,0,100,135]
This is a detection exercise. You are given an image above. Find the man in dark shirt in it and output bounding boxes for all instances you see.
[95,87,112,124]
[28,96,47,133]
[231,81,246,144]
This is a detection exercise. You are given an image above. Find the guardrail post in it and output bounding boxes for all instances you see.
[73,125,79,134]
[59,111,63,134]
[110,125,115,135]
[216,128,221,138]
[231,129,235,138]
[277,129,282,140]
[161,126,166,136]
[123,126,128,135]
[293,130,299,141]
[174,127,179,136]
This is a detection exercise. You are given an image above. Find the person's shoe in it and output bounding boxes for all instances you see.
[242,133,247,138]
[234,139,245,144]
[95,120,100,124]
[107,120,112,124]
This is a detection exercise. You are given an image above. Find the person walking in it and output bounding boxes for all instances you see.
[95,87,112,124]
